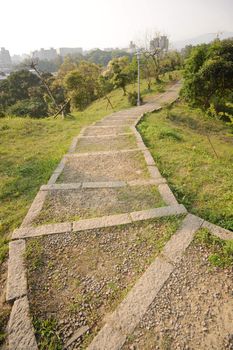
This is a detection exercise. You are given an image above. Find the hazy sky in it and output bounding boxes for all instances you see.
[1,0,233,55]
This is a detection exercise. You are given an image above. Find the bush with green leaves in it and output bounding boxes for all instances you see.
[7,98,48,118]
[181,39,233,120]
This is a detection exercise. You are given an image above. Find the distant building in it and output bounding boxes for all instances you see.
[57,47,83,57]
[32,48,58,61]
[0,47,12,68]
[150,36,169,51]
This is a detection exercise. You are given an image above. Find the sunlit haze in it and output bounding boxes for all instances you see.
[1,0,233,55]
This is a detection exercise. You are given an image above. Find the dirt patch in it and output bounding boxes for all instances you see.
[123,242,233,350]
[83,126,131,136]
[34,185,164,225]
[26,217,182,349]
[58,151,149,183]
[75,134,137,153]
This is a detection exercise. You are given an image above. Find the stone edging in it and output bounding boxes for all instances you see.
[11,204,187,240]
[87,214,203,350]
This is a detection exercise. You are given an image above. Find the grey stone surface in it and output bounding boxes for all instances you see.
[6,240,27,302]
[73,214,131,232]
[202,220,233,240]
[127,178,166,186]
[13,222,72,239]
[64,326,89,349]
[41,183,82,191]
[8,296,38,350]
[162,214,204,264]
[21,191,48,227]
[158,183,178,205]
[148,165,163,179]
[65,149,139,157]
[137,141,147,150]
[82,181,126,188]
[78,133,133,139]
[47,172,60,185]
[88,257,174,350]
[68,136,79,153]
[143,150,155,166]
[53,159,66,173]
[130,204,187,222]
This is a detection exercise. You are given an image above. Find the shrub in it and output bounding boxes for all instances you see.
[128,91,143,106]
[7,99,48,118]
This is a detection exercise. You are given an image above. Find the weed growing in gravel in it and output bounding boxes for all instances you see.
[195,228,233,268]
[33,318,62,350]
[25,238,44,271]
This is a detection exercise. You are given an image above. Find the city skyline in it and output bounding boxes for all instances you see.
[1,0,233,55]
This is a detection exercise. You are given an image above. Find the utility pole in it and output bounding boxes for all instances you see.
[136,49,141,106]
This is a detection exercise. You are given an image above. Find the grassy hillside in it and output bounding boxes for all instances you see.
[138,102,233,230]
[0,75,179,263]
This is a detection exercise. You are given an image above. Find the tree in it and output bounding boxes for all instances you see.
[64,61,101,110]
[106,57,131,95]
[181,39,233,114]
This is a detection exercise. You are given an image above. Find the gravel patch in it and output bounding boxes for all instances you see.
[57,151,149,183]
[83,126,131,136]
[26,217,182,349]
[75,134,137,152]
[34,185,164,225]
[123,241,233,350]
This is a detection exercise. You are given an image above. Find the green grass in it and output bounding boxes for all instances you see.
[33,318,62,350]
[138,102,233,230]
[195,228,233,268]
[0,76,177,264]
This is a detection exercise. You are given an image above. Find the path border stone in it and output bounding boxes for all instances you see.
[88,214,203,350]
[6,240,27,302]
[8,296,38,350]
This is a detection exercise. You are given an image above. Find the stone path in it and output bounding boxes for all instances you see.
[6,82,233,350]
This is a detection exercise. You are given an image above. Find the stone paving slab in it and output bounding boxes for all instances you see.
[41,179,166,191]
[130,204,187,222]
[162,214,204,264]
[148,165,163,179]
[88,256,175,350]
[82,181,125,188]
[65,149,139,157]
[143,150,156,166]
[78,133,133,139]
[6,240,27,302]
[13,222,72,239]
[8,296,38,350]
[158,183,178,206]
[73,213,131,232]
[21,190,48,227]
[202,220,233,240]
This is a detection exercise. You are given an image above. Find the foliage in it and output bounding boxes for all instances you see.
[195,228,233,268]
[106,57,131,95]
[0,70,40,109]
[64,61,101,110]
[138,102,233,230]
[181,39,233,118]
[7,98,48,117]
[34,318,62,350]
